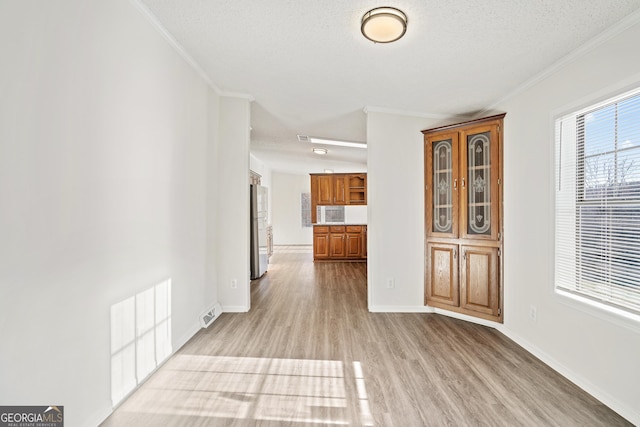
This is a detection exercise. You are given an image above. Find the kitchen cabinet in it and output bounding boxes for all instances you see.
[311,174,348,205]
[334,176,348,205]
[313,225,366,261]
[313,226,330,259]
[314,175,334,205]
[345,225,364,257]
[310,173,367,223]
[329,227,346,257]
[423,114,504,322]
[347,174,367,205]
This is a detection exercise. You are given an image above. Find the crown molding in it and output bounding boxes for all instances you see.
[129,0,254,102]
[481,7,640,114]
[129,0,220,93]
[220,91,255,102]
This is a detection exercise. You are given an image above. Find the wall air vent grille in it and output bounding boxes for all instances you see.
[200,303,223,328]
[297,135,310,142]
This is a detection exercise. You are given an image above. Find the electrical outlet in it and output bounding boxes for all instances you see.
[386,278,395,289]
[529,305,537,322]
[231,279,237,289]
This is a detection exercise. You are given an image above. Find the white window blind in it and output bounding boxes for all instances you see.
[555,88,640,315]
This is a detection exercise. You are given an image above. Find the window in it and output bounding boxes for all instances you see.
[555,88,640,315]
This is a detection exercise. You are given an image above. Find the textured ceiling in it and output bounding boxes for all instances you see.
[140,0,640,173]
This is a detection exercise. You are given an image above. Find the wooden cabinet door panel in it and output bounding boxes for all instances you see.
[315,175,334,204]
[333,176,348,205]
[460,246,499,316]
[329,233,346,257]
[459,124,500,241]
[313,234,330,259]
[426,243,459,307]
[346,233,362,257]
[425,132,460,239]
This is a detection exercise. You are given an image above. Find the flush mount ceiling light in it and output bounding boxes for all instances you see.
[313,148,328,155]
[361,7,408,43]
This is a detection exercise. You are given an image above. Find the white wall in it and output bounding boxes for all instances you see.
[205,91,221,313]
[344,205,368,224]
[0,1,222,426]
[493,15,640,424]
[366,111,441,311]
[271,172,313,245]
[366,14,640,424]
[216,97,252,312]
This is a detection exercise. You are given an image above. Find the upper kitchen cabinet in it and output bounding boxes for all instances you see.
[347,174,367,205]
[312,174,348,205]
[313,174,334,205]
[310,173,367,223]
[423,114,505,322]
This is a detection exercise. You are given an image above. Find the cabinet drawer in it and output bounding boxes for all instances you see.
[346,225,362,233]
[314,226,329,234]
[330,226,345,233]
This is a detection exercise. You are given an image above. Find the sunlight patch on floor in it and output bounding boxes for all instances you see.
[117,355,372,425]
[354,361,374,426]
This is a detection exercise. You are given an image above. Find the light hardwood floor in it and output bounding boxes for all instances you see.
[102,251,631,426]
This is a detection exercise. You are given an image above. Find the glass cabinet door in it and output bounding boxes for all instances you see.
[426,133,459,238]
[461,125,500,240]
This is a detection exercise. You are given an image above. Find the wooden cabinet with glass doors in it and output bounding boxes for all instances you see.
[423,114,505,322]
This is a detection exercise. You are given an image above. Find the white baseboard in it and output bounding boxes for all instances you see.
[92,302,638,426]
[222,305,249,313]
[95,319,203,426]
[433,308,502,328]
[367,306,637,424]
[368,305,435,313]
[175,320,202,350]
[81,405,113,427]
[497,325,640,426]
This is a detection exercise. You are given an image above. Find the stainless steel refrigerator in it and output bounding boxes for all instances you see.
[250,184,268,279]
